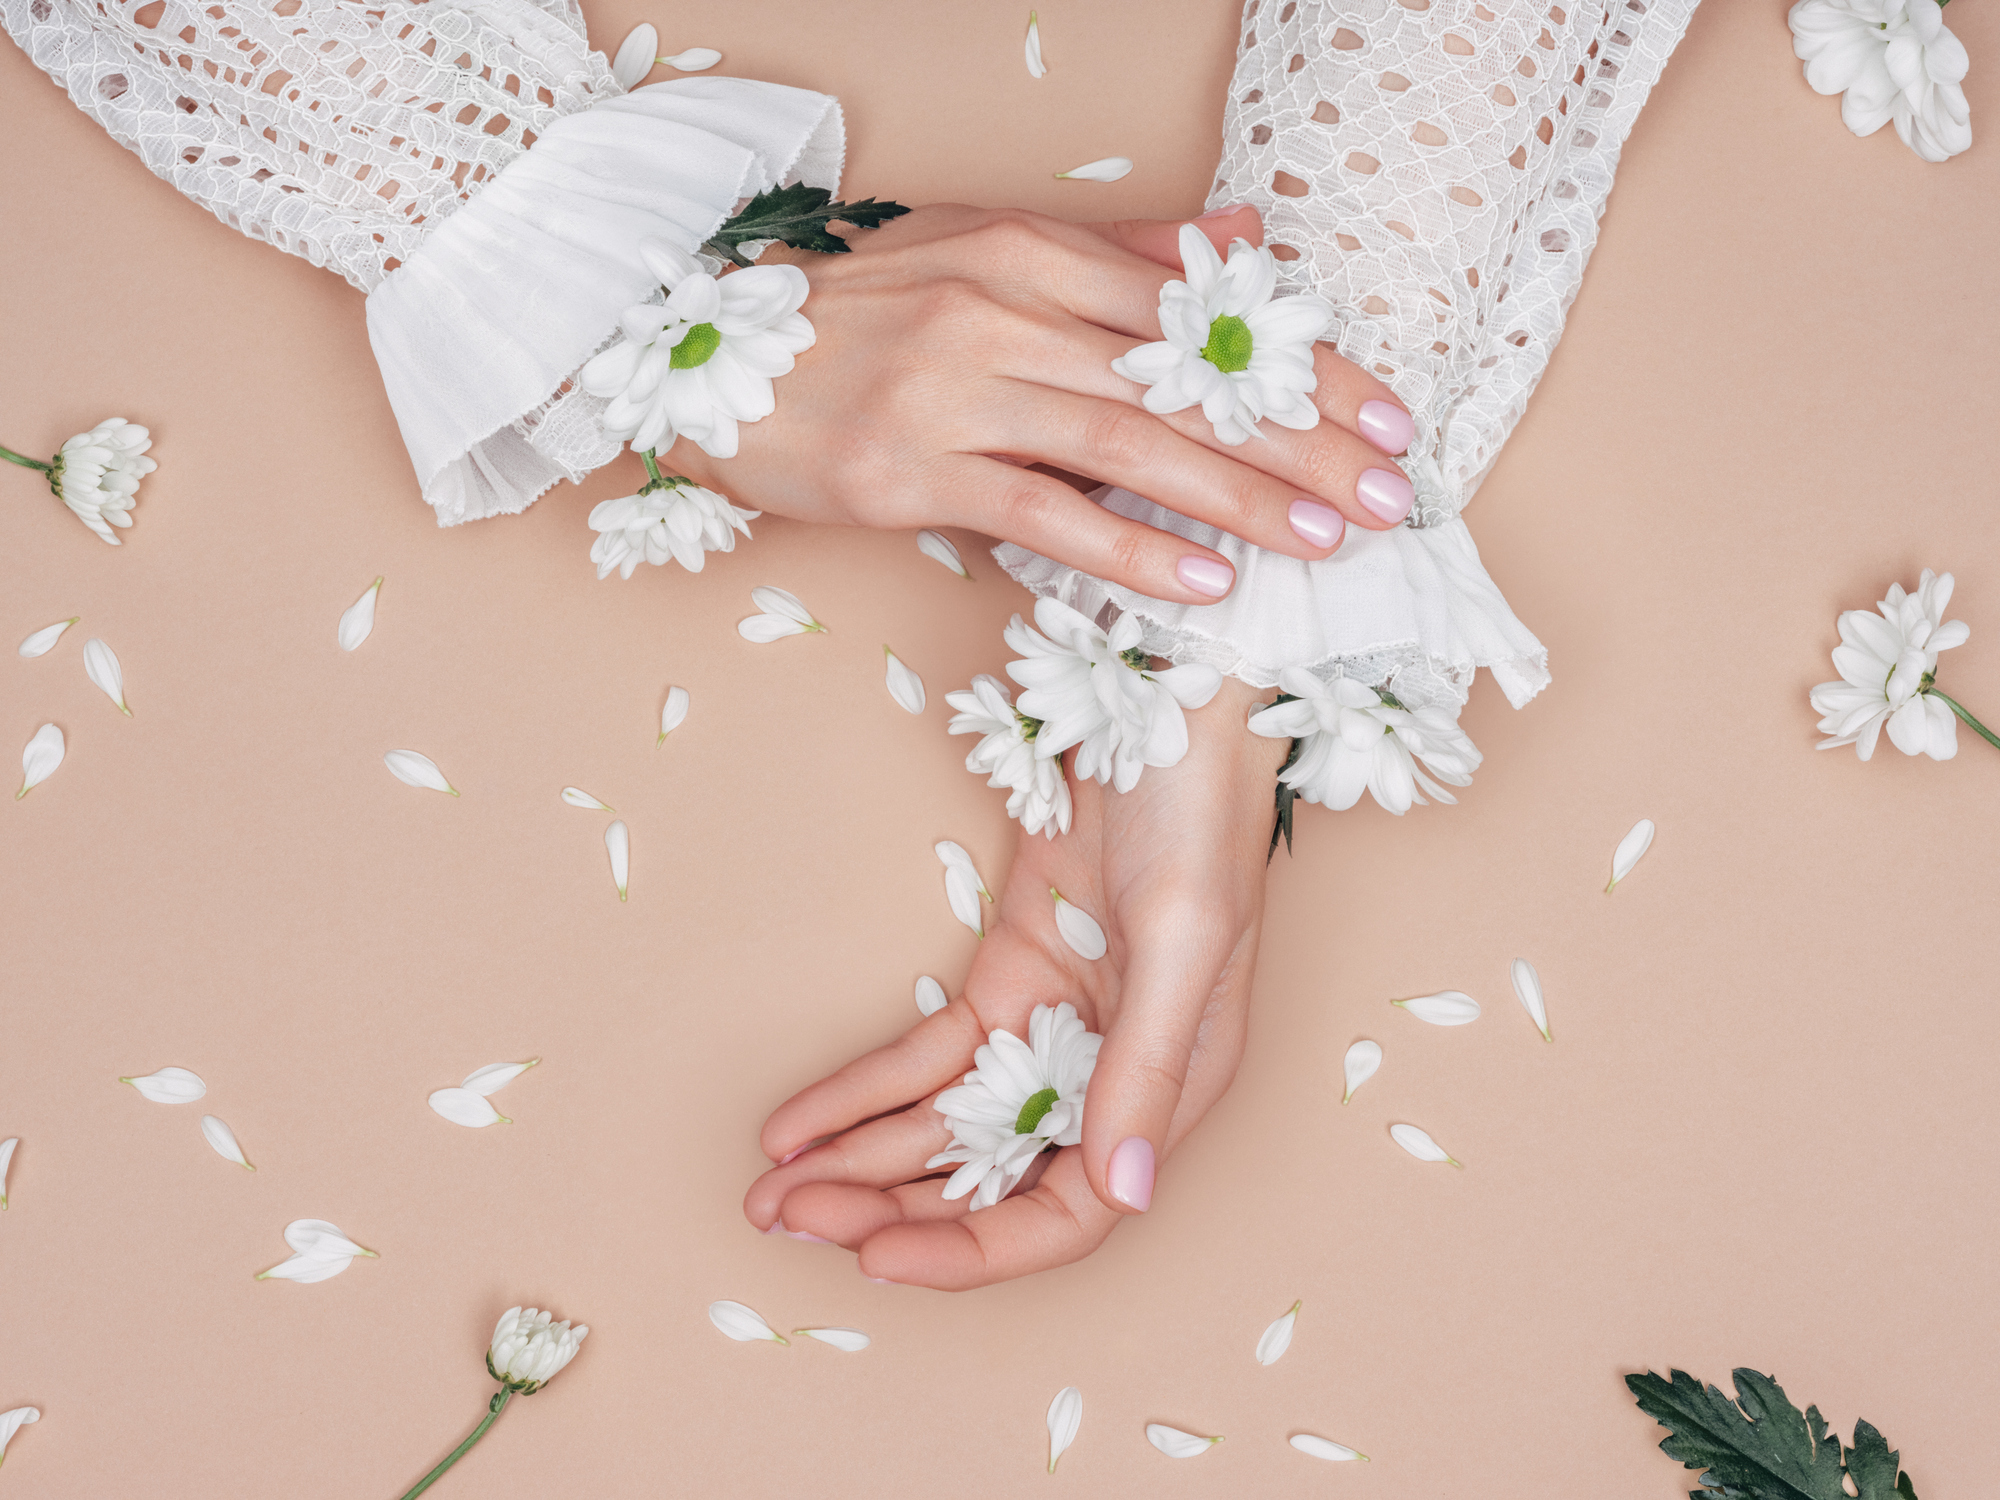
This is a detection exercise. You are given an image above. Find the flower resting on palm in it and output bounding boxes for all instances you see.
[928,1002,1101,1210]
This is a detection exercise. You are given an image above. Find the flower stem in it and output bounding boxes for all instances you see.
[0,442,52,474]
[639,449,665,489]
[1928,689,2000,753]
[396,1387,512,1500]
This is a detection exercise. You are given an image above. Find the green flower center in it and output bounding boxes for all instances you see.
[670,322,723,369]
[1200,314,1254,374]
[1014,1087,1060,1136]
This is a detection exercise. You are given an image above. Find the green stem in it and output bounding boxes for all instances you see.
[0,442,52,474]
[396,1387,512,1500]
[1928,689,2000,753]
[639,449,665,488]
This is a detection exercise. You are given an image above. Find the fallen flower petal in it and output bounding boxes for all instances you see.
[738,612,808,643]
[917,529,969,577]
[1051,887,1107,960]
[1057,156,1134,182]
[1256,1301,1300,1366]
[462,1059,539,1096]
[934,840,992,898]
[1025,9,1046,77]
[658,684,690,744]
[283,1218,375,1258]
[1290,1433,1368,1462]
[384,749,458,796]
[1341,1040,1381,1105]
[750,586,824,629]
[561,787,614,812]
[1047,1386,1082,1473]
[120,1066,206,1104]
[1392,990,1480,1026]
[605,819,630,902]
[945,865,985,937]
[610,22,657,87]
[17,617,76,658]
[17,723,63,798]
[257,1251,354,1283]
[915,975,948,1017]
[1146,1423,1222,1458]
[1390,1122,1462,1167]
[200,1114,255,1170]
[429,1087,509,1127]
[793,1327,870,1351]
[1511,957,1551,1041]
[82,637,130,715]
[0,1136,15,1208]
[1607,818,1655,893]
[0,1407,38,1463]
[709,1300,788,1344]
[884,646,927,714]
[661,45,721,70]
[338,577,382,651]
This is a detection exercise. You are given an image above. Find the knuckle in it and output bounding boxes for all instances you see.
[1105,524,1154,585]
[1079,403,1158,471]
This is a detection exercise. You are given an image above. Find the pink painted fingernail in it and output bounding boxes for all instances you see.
[777,1145,807,1165]
[1355,467,1414,524]
[1197,202,1252,220]
[1287,498,1345,550]
[1176,555,1234,599]
[765,1218,832,1244]
[864,1274,897,1285]
[1107,1136,1156,1212]
[1357,399,1414,456]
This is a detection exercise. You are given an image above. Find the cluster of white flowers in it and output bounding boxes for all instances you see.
[1247,667,1482,816]
[927,1002,1102,1210]
[587,477,758,579]
[1811,568,1972,760]
[1790,0,1970,162]
[945,674,1072,839]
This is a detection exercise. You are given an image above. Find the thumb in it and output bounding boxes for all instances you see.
[1081,203,1264,272]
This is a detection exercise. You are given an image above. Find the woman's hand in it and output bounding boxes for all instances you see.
[666,205,1417,607]
[744,678,1289,1289]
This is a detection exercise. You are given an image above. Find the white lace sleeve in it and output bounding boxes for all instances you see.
[997,0,1698,712]
[0,0,842,526]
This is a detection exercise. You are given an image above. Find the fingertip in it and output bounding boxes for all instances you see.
[1105,1135,1156,1213]
[1175,553,1235,600]
[1192,202,1263,251]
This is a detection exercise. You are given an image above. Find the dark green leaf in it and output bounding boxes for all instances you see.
[1267,692,1304,863]
[704,182,911,263]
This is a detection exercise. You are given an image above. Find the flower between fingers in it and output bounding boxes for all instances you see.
[927,1002,1102,1210]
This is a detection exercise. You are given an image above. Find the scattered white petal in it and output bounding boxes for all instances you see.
[561,787,615,812]
[1051,887,1107,961]
[1256,1301,1300,1366]
[1341,1040,1381,1105]
[258,1218,376,1281]
[793,1327,870,1351]
[17,723,63,799]
[1024,9,1046,77]
[658,685,690,745]
[1390,1122,1462,1167]
[738,613,808,643]
[1511,958,1551,1042]
[200,1114,255,1170]
[429,1087,508,1127]
[1047,1386,1082,1473]
[384,749,458,796]
[934,841,992,898]
[605,819,630,902]
[915,975,948,1017]
[709,1300,788,1344]
[944,866,985,937]
[661,45,721,70]
[1056,156,1133,182]
[1146,1423,1222,1458]
[1392,990,1480,1026]
[1607,818,1655,893]
[610,22,657,88]
[0,1136,15,1208]
[462,1059,539,1096]
[0,1407,38,1463]
[750,586,823,628]
[82,637,130,715]
[17,618,77,658]
[884,646,926,714]
[1291,1433,1368,1462]
[916,529,970,578]
[120,1066,206,1104]
[338,577,383,651]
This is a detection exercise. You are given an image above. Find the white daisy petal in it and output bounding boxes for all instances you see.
[259,1219,376,1281]
[0,1408,38,1463]
[738,613,808,643]
[257,1251,352,1283]
[1256,1301,1300,1365]
[916,529,970,577]
[945,866,985,937]
[1341,1040,1381,1105]
[1050,887,1107,961]
[1146,1423,1222,1458]
[1390,1122,1462,1166]
[915,975,948,1017]
[661,45,721,71]
[17,723,64,798]
[1606,818,1655,892]
[883,647,926,714]
[609,22,657,88]
[605,819,630,902]
[1291,1433,1368,1462]
[200,1115,255,1170]
[1024,10,1046,77]
[1392,990,1480,1026]
[0,1136,18,1208]
[1511,958,1551,1041]
[462,1059,539,1096]
[934,841,992,899]
[1047,1386,1082,1473]
[1056,156,1133,182]
[561,787,614,812]
[17,618,77,658]
[658,685,690,744]
[384,749,458,796]
[429,1087,507,1127]
[120,1066,206,1104]
[708,1300,788,1344]
[338,577,383,651]
[749,586,820,627]
[82,637,129,715]
[794,1327,870,1351]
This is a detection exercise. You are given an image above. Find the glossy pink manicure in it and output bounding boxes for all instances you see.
[1197,202,1252,220]
[777,1144,807,1165]
[1107,1136,1155,1212]
[864,1276,897,1285]
[1355,467,1414,524]
[1287,498,1345,550]
[765,1218,832,1244]
[1176,555,1234,599]
[1357,399,1414,456]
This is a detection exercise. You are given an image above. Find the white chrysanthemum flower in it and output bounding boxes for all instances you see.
[579,239,814,459]
[1790,0,1971,162]
[1005,598,1220,794]
[587,477,758,579]
[488,1306,589,1393]
[946,673,1073,838]
[926,1002,1102,1210]
[1111,224,1334,445]
[45,419,156,544]
[1247,667,1481,815]
[1810,568,1970,760]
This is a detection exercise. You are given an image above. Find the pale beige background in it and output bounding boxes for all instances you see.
[2,2,1996,1495]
